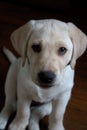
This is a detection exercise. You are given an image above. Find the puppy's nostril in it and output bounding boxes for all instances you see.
[38,71,56,84]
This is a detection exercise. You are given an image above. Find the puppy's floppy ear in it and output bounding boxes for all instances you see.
[10,20,35,64]
[68,22,87,69]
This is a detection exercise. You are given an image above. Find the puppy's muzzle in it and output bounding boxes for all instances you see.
[38,71,56,88]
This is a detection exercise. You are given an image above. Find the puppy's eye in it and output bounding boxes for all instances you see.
[32,44,41,53]
[58,47,67,56]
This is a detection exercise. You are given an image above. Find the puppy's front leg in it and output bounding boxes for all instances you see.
[49,91,71,130]
[8,95,31,130]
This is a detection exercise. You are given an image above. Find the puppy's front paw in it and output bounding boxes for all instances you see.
[50,128,65,130]
[0,116,8,130]
[8,123,23,130]
[28,119,39,130]
[49,125,65,130]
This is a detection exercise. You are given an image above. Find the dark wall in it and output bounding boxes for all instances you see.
[1,0,87,11]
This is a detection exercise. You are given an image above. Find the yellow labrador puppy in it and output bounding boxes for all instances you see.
[0,19,87,130]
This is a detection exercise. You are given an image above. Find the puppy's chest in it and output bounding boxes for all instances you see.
[30,86,61,103]
[33,90,53,103]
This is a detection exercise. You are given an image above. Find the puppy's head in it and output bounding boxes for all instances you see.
[11,19,87,88]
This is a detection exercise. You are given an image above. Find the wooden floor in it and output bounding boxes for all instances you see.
[0,1,87,130]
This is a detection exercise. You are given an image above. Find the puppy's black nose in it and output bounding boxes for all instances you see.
[38,71,56,84]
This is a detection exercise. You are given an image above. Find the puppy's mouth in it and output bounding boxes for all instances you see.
[39,82,54,89]
[33,78,55,89]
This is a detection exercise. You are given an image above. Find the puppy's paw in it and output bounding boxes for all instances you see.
[8,122,25,130]
[8,125,24,130]
[28,119,39,130]
[49,125,65,130]
[0,116,8,130]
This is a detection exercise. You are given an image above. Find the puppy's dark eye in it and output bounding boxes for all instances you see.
[58,47,67,56]
[32,44,41,53]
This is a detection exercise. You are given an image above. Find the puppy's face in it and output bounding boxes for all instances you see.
[11,19,87,88]
[27,22,73,88]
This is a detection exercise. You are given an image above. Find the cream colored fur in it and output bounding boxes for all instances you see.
[0,19,87,130]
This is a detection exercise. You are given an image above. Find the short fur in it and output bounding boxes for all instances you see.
[0,19,87,130]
